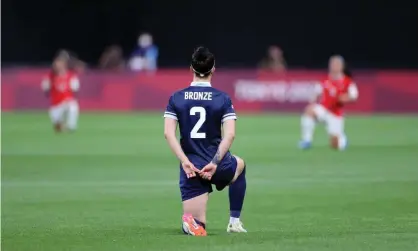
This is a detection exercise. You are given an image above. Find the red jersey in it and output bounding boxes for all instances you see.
[318,75,356,116]
[41,71,80,106]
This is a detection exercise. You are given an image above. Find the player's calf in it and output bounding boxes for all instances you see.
[227,156,247,233]
[181,193,208,236]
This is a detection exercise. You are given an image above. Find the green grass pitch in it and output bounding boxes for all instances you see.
[2,112,418,251]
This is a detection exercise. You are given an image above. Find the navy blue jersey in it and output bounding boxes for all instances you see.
[164,81,237,164]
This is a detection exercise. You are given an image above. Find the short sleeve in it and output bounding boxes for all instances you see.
[41,77,51,91]
[222,95,237,123]
[314,82,323,95]
[163,95,178,120]
[348,82,359,99]
[70,77,80,91]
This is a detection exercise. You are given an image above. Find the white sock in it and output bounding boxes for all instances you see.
[301,115,315,142]
[338,134,347,150]
[229,217,240,224]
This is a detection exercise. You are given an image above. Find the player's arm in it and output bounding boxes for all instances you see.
[339,83,359,103]
[163,95,191,165]
[164,118,189,164]
[211,119,236,165]
[41,78,51,97]
[199,97,237,180]
[70,76,80,96]
[211,96,237,166]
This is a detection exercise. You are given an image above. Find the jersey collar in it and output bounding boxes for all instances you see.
[190,81,211,87]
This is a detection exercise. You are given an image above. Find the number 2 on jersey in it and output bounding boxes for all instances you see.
[190,106,206,138]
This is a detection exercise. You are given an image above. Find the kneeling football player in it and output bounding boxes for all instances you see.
[299,55,358,150]
[41,51,80,133]
[163,47,247,236]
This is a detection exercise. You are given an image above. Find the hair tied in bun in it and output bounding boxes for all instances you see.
[191,46,215,78]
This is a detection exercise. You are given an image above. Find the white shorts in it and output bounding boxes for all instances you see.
[312,104,344,136]
[49,100,79,129]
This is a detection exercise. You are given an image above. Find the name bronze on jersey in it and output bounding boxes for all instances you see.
[184,92,213,100]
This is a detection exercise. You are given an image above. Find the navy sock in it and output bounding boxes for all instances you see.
[229,166,246,218]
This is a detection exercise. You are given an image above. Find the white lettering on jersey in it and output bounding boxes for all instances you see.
[184,92,213,100]
[190,106,206,138]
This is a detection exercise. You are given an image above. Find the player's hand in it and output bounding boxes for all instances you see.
[199,163,217,180]
[181,160,198,179]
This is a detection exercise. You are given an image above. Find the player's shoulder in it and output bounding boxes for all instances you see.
[320,79,330,88]
[207,87,232,105]
[168,87,193,105]
[200,87,232,100]
[321,75,332,84]
[213,87,230,96]
[341,76,355,88]
[169,87,187,97]
[343,75,353,82]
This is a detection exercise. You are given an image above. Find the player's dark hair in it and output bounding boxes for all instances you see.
[191,46,215,78]
[343,68,352,78]
[343,61,353,78]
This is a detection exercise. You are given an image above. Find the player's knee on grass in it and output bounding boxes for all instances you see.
[328,117,345,150]
[54,123,63,133]
[50,106,66,132]
[330,134,347,151]
[330,135,339,149]
[182,193,208,224]
[330,135,347,150]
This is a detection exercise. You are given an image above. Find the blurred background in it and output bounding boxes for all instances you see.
[2,0,418,68]
[2,0,418,112]
[2,1,418,251]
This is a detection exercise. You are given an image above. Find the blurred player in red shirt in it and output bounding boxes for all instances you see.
[299,55,359,150]
[41,52,80,133]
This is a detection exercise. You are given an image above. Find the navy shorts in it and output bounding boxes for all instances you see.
[179,154,237,201]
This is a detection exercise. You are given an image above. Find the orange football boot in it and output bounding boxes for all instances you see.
[182,214,207,236]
